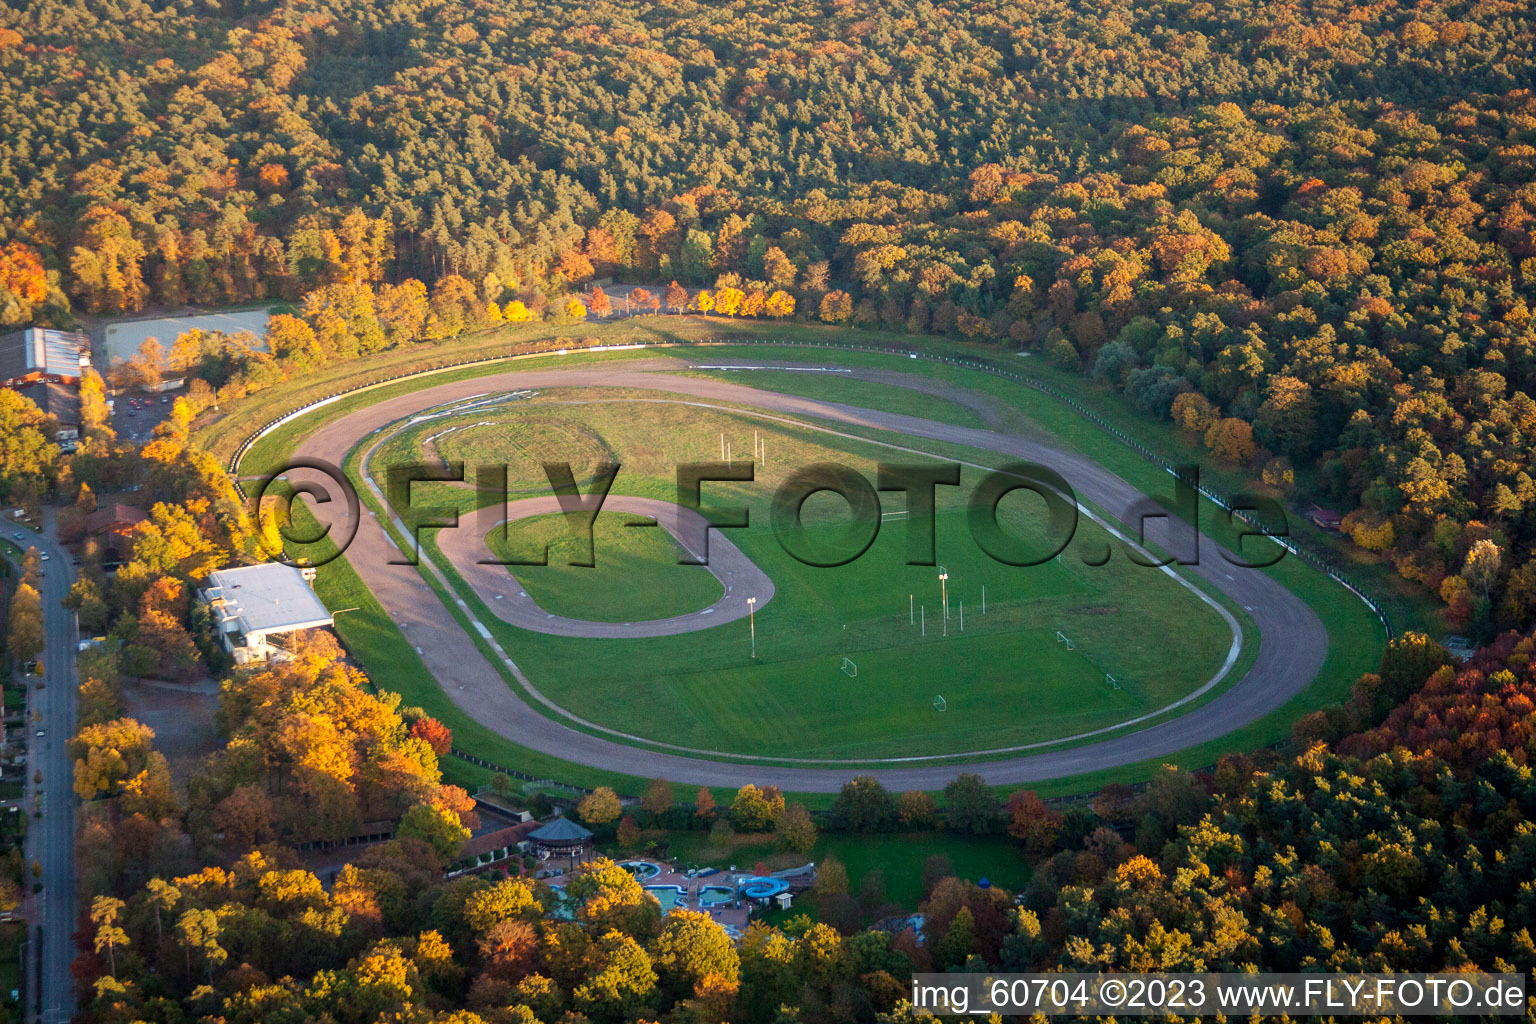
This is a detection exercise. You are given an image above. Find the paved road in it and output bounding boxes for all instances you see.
[11,512,78,1024]
[285,360,1327,791]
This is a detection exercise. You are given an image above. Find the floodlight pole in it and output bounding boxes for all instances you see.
[938,572,948,636]
[959,601,964,632]
[747,597,757,659]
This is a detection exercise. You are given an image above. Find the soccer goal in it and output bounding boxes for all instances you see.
[933,695,947,711]
[1106,673,1122,690]
[840,657,858,678]
[880,509,910,521]
[1055,630,1075,651]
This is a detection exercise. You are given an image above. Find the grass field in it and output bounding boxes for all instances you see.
[366,393,1242,762]
[488,510,724,622]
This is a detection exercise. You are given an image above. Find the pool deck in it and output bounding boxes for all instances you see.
[549,861,756,931]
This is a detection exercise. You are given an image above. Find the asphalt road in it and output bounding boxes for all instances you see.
[286,360,1328,791]
[12,512,77,1024]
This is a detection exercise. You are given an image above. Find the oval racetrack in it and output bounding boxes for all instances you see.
[286,358,1328,792]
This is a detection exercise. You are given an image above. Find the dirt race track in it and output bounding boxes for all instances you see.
[280,358,1329,791]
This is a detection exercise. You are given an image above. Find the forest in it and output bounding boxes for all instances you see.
[61,623,1536,1024]
[4,0,1536,634]
[0,1,1534,1018]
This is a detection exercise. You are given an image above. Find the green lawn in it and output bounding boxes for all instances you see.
[488,511,724,622]
[370,395,1243,762]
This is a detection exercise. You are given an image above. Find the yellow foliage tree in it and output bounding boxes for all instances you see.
[1203,417,1255,465]
[765,290,796,317]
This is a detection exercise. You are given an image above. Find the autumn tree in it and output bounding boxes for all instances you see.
[819,290,853,324]
[6,582,43,667]
[729,784,783,832]
[556,250,595,285]
[91,896,130,977]
[1462,540,1502,602]
[774,803,817,853]
[1204,417,1255,465]
[640,778,672,818]
[398,802,470,862]
[0,241,48,324]
[0,391,60,502]
[377,279,430,345]
[578,786,623,826]
[589,286,612,317]
[664,281,688,313]
[1005,790,1063,855]
[765,290,796,317]
[649,909,739,999]
[410,716,453,756]
[70,206,149,313]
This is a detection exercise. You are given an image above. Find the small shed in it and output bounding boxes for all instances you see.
[1309,507,1343,532]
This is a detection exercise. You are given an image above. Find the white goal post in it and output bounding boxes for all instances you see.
[933,694,947,711]
[840,657,858,678]
[1055,630,1075,650]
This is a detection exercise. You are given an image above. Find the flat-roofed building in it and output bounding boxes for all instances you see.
[200,563,333,666]
[2,328,91,446]
[0,328,90,387]
[16,380,82,443]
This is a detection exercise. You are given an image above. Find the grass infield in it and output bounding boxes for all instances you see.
[488,511,725,622]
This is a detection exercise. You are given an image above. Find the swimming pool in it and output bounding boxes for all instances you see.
[698,885,734,907]
[621,860,662,880]
[644,885,687,910]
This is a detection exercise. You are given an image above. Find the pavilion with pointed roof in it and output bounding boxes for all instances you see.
[528,815,595,862]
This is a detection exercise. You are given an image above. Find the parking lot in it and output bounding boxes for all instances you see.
[111,390,183,441]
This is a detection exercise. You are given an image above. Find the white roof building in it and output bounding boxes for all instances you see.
[201,563,333,666]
